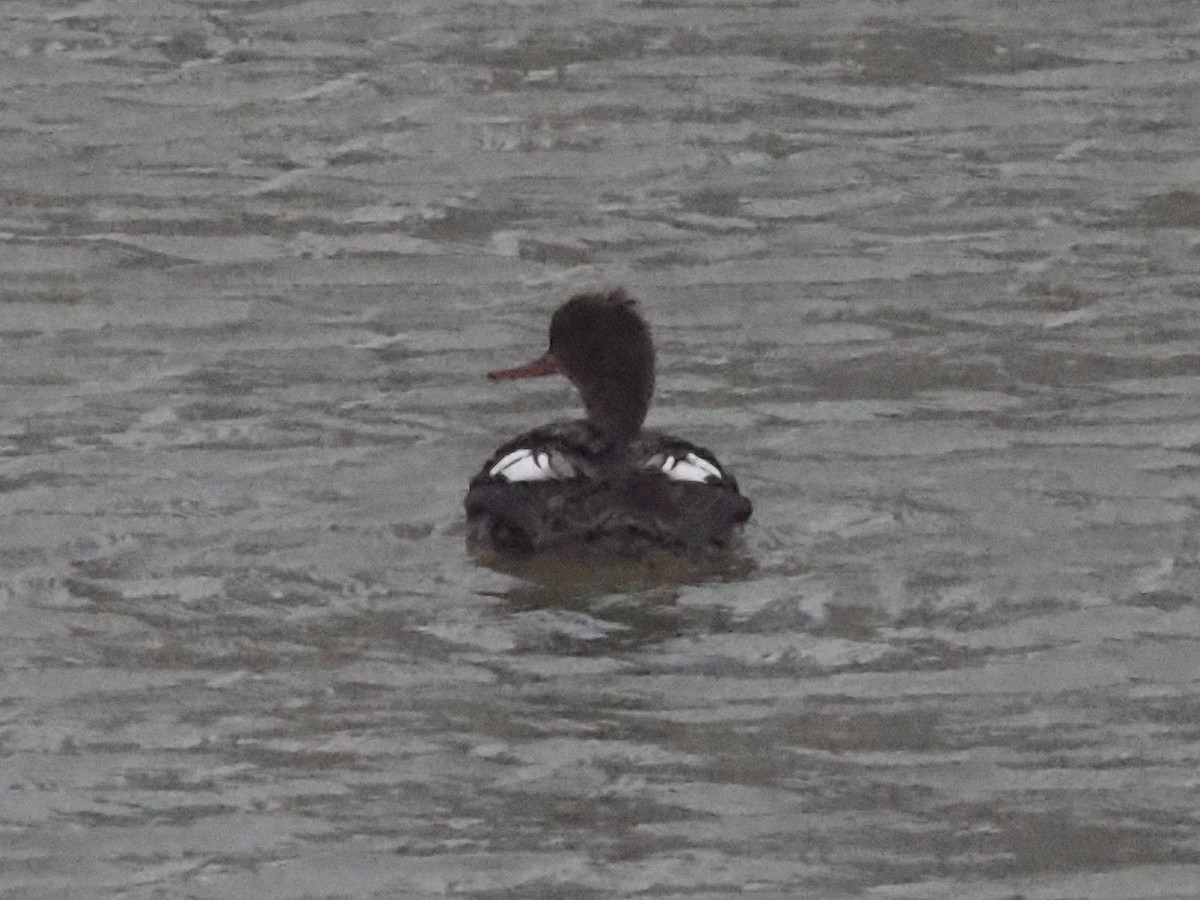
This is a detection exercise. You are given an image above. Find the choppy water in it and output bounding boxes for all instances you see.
[3,1,1200,897]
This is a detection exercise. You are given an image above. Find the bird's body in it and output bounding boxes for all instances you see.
[465,290,751,557]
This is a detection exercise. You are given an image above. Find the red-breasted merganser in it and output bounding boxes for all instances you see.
[465,289,752,556]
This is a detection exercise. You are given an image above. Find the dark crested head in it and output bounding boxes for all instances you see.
[489,288,655,442]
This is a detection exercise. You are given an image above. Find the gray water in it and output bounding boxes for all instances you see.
[3,1,1200,897]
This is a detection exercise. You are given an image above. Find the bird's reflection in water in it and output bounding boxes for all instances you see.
[471,544,756,652]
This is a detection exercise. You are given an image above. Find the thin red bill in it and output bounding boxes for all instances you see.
[488,352,559,380]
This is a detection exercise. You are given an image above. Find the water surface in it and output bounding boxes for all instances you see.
[3,1,1200,897]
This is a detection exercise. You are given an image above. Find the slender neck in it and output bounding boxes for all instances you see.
[577,371,653,446]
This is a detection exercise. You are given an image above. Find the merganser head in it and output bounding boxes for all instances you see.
[488,288,655,443]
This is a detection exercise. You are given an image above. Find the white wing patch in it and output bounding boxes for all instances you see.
[490,448,720,484]
[488,448,575,482]
[646,451,723,483]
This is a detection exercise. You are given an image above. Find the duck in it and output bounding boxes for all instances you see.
[465,289,751,557]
